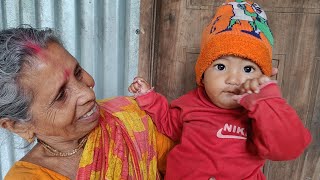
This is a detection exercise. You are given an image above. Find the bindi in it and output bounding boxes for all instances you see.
[64,69,71,81]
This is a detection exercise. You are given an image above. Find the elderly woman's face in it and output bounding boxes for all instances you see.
[22,42,99,141]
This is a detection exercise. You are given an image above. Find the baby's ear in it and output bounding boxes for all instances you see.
[0,118,34,141]
[271,67,278,76]
[201,74,205,83]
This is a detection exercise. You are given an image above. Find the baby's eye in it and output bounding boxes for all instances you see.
[243,66,255,73]
[214,64,225,71]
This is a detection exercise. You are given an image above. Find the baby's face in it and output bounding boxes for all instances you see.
[202,55,263,109]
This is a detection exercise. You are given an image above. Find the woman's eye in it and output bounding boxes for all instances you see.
[243,66,255,73]
[55,89,67,102]
[75,67,83,79]
[214,64,225,71]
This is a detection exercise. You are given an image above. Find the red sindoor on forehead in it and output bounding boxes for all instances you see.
[25,42,42,54]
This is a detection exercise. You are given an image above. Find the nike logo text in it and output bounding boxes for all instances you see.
[216,123,247,140]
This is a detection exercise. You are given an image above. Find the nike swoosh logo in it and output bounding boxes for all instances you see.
[216,128,247,140]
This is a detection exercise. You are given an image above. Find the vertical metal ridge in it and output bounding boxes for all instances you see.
[123,0,140,95]
[0,1,4,29]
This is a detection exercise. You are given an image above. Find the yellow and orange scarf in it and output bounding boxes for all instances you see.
[76,97,161,180]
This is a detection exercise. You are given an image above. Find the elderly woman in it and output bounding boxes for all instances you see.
[0,27,174,179]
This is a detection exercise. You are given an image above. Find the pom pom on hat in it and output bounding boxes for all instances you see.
[195,0,274,86]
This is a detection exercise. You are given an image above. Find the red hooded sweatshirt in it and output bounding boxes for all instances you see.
[136,82,311,180]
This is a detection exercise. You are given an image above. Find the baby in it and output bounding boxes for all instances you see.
[129,0,311,179]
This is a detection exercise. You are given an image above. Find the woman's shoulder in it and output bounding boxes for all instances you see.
[5,161,69,180]
[97,96,141,114]
[97,96,135,104]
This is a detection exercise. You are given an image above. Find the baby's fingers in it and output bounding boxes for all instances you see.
[128,85,134,93]
[240,79,260,94]
[128,82,141,93]
[241,80,252,94]
[137,80,151,91]
[249,79,260,93]
[258,76,271,85]
[232,94,242,102]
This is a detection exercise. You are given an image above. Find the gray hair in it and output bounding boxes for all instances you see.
[0,26,62,122]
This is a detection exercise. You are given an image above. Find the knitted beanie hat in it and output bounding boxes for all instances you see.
[195,0,274,86]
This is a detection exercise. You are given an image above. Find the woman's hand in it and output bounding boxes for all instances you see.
[128,77,151,95]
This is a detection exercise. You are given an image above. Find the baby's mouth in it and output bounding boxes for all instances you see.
[225,89,240,95]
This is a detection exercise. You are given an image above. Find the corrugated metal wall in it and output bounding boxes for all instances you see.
[0,0,140,178]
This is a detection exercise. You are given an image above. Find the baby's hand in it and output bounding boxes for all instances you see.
[239,75,271,94]
[128,77,151,95]
[232,69,278,101]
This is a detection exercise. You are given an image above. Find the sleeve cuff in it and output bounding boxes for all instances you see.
[239,81,282,111]
[133,87,155,98]
[135,89,157,107]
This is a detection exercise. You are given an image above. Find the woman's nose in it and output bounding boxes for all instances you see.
[74,76,95,105]
[82,70,95,88]
[75,83,95,105]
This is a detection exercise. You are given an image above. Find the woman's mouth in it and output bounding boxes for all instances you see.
[82,106,96,118]
[79,104,99,120]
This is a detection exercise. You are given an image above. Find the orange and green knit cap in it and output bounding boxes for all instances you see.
[195,0,274,86]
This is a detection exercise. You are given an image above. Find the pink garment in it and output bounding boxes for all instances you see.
[136,83,311,180]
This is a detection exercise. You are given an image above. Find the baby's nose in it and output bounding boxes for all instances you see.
[226,73,242,86]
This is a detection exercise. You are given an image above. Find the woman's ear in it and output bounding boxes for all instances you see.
[0,118,35,142]
[0,117,15,130]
